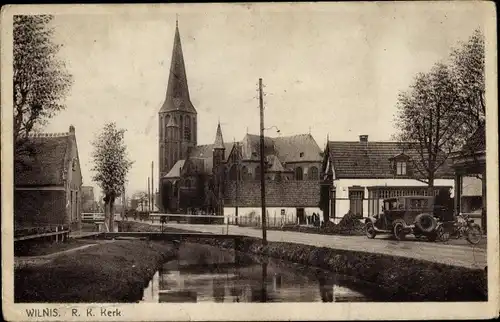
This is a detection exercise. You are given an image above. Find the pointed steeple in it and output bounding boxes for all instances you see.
[160,20,197,114]
[214,121,225,149]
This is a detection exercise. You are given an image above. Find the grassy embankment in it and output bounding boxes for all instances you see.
[189,236,487,302]
[15,240,177,303]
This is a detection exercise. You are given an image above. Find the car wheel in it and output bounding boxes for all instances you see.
[393,222,406,241]
[365,222,377,239]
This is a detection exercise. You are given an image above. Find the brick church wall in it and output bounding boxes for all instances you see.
[223,180,320,207]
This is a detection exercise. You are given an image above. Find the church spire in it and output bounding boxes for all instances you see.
[159,19,196,114]
[213,121,225,149]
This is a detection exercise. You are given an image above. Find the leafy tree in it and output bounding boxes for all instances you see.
[91,123,133,231]
[394,29,486,191]
[13,15,72,169]
[451,29,485,131]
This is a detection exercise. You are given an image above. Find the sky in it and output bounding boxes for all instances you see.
[41,3,488,198]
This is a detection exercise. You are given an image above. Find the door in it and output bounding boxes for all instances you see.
[349,190,364,218]
[296,208,305,225]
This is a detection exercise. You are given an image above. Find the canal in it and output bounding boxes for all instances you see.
[142,243,385,303]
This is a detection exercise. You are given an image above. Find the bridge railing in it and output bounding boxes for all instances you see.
[81,213,121,223]
[123,212,300,229]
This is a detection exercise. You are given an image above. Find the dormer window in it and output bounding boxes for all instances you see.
[396,161,407,175]
[72,158,77,171]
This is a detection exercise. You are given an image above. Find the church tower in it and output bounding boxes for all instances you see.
[213,122,225,169]
[159,19,197,179]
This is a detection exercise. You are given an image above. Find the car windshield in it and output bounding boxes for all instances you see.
[409,198,430,209]
[384,200,398,210]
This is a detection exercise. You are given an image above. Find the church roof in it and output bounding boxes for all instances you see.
[213,122,225,149]
[159,23,197,114]
[240,133,322,163]
[164,160,185,178]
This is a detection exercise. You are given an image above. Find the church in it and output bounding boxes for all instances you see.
[158,21,323,225]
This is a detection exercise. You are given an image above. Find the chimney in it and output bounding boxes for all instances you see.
[359,135,368,143]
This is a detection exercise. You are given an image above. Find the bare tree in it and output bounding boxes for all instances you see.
[394,29,486,191]
[91,123,133,231]
[13,15,72,169]
[394,63,464,192]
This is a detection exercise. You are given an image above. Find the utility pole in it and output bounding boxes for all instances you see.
[148,177,151,213]
[259,78,267,246]
[151,161,154,212]
[235,140,239,226]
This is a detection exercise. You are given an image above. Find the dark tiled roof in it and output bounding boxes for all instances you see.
[15,134,71,186]
[327,141,454,179]
[224,180,320,207]
[241,133,322,163]
[274,134,322,163]
[461,122,486,154]
[160,25,196,114]
[186,143,233,174]
[213,123,225,149]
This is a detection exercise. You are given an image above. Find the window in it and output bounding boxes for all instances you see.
[308,166,319,180]
[299,152,304,158]
[396,161,407,175]
[241,166,249,181]
[229,165,238,181]
[349,188,364,218]
[184,126,191,140]
[275,172,282,182]
[255,166,261,180]
[294,167,303,180]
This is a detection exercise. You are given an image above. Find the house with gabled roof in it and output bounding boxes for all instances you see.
[321,135,454,223]
[14,125,83,231]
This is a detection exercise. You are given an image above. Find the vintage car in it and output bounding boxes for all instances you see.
[365,195,446,241]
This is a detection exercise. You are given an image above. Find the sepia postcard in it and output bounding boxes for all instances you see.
[1,2,499,321]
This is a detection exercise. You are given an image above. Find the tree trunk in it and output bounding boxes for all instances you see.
[104,198,111,232]
[109,198,115,232]
[427,173,435,196]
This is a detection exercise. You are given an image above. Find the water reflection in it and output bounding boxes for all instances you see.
[142,244,372,303]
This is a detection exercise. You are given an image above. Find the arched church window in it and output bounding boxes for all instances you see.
[308,166,319,180]
[255,166,261,181]
[295,167,303,181]
[184,125,191,140]
[229,164,238,181]
[160,116,163,139]
[179,115,183,139]
[241,166,249,181]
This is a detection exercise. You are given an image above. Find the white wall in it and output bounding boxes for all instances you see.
[223,206,323,227]
[331,178,454,220]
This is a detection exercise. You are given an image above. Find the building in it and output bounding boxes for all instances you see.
[158,21,323,224]
[81,186,99,213]
[321,135,455,223]
[14,126,83,231]
[451,122,486,232]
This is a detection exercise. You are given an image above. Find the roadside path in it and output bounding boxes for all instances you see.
[14,240,114,269]
[160,222,487,269]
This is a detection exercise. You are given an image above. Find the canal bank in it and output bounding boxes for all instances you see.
[182,236,487,302]
[14,240,177,303]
